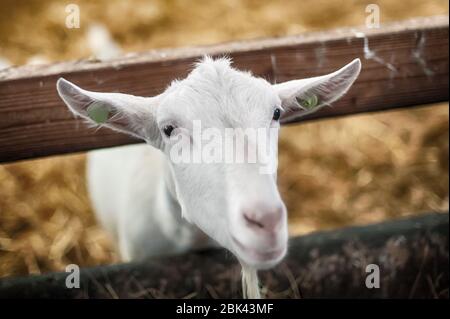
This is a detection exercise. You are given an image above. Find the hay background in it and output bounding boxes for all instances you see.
[0,0,448,277]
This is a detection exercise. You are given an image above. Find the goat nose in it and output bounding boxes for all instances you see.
[243,205,284,233]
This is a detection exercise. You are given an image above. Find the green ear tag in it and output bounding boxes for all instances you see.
[87,102,110,124]
[296,94,319,110]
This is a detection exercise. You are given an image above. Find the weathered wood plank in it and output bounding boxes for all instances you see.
[0,213,447,298]
[0,16,448,163]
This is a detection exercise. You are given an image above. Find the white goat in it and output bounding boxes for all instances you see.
[57,56,361,298]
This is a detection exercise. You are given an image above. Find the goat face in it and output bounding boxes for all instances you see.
[57,56,361,269]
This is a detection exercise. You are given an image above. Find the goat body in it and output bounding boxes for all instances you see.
[88,144,216,261]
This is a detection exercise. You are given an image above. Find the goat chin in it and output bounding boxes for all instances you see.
[241,263,261,299]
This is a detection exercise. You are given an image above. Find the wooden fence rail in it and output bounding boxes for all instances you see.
[0,213,447,298]
[0,16,448,163]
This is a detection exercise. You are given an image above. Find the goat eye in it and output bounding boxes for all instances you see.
[163,125,175,137]
[272,108,281,121]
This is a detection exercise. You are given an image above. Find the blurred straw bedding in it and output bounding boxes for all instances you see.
[0,0,448,277]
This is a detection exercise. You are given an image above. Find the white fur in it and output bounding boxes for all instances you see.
[57,56,361,298]
[242,265,261,299]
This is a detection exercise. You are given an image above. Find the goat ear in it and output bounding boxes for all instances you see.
[273,59,361,122]
[57,78,162,146]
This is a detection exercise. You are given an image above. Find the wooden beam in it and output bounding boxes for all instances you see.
[0,16,448,163]
[0,213,447,298]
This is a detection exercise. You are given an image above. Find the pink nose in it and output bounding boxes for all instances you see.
[242,204,284,233]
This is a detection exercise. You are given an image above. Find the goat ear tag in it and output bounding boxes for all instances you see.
[87,102,110,124]
[296,93,319,110]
